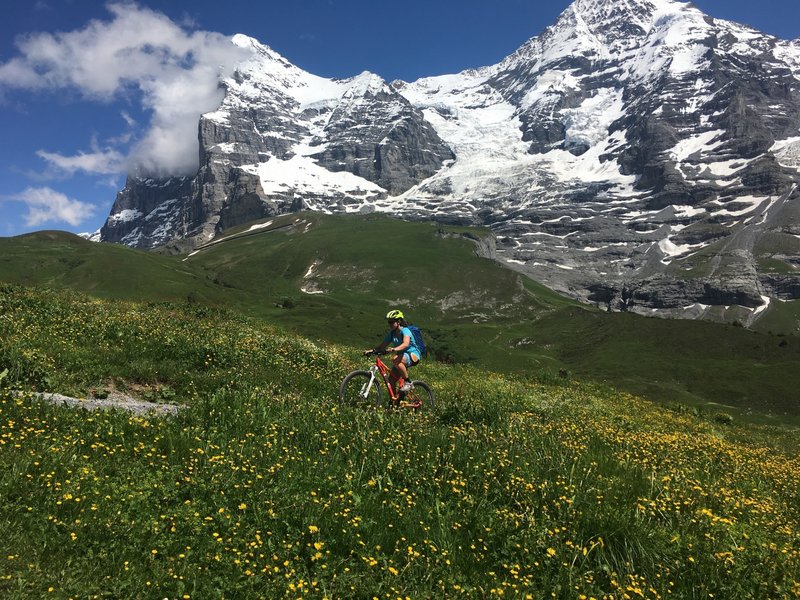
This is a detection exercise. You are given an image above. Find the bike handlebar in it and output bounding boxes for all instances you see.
[363,349,388,357]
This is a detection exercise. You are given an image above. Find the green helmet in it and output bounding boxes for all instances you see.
[386,309,404,320]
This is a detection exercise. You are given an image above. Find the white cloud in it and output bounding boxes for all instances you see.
[0,2,251,177]
[120,111,137,128]
[37,148,126,176]
[12,187,97,227]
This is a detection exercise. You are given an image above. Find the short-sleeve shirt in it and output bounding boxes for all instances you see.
[384,326,421,358]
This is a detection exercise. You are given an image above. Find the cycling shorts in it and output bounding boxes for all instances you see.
[403,351,420,366]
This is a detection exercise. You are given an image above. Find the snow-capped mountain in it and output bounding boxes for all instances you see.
[101,0,800,323]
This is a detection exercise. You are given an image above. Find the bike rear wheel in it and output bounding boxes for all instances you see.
[406,380,434,411]
[339,370,382,408]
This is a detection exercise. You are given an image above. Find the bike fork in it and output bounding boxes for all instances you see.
[361,368,378,398]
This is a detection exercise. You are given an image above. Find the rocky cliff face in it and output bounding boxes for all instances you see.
[100,0,800,325]
[101,37,453,248]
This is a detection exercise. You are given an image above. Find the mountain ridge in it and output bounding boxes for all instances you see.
[99,0,800,328]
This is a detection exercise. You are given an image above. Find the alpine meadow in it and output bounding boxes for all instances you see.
[1,213,799,598]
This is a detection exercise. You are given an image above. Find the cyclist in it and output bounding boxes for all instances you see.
[365,309,421,393]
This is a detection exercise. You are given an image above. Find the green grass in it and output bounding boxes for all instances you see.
[757,256,798,275]
[0,285,798,598]
[527,308,800,418]
[752,299,800,337]
[0,231,228,305]
[754,232,800,256]
[2,214,800,418]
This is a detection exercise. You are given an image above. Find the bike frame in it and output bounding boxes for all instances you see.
[360,352,424,408]
[369,353,403,402]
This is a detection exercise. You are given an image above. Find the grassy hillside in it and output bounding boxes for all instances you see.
[0,231,226,303]
[1,214,799,418]
[182,214,574,370]
[0,285,798,598]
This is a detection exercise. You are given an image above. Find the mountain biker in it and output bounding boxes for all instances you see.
[365,309,421,393]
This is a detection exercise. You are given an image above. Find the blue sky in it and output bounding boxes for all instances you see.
[1,0,798,238]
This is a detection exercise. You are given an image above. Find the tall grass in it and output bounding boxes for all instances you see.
[0,285,798,598]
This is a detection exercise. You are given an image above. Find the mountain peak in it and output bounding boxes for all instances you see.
[569,0,685,24]
[231,33,283,61]
[501,0,708,68]
[565,0,701,43]
[341,71,391,97]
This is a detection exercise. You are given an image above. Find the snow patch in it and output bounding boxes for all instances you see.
[703,159,750,178]
[684,303,711,311]
[771,137,800,170]
[301,260,325,295]
[108,209,143,224]
[520,70,583,109]
[244,220,274,233]
[708,195,769,218]
[674,205,706,218]
[668,130,725,162]
[752,295,771,316]
[242,156,385,198]
[562,88,625,149]
[658,236,709,263]
[212,142,238,153]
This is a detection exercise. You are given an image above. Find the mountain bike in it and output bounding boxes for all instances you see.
[339,350,434,410]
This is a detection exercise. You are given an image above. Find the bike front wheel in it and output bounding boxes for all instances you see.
[406,381,435,411]
[339,370,382,408]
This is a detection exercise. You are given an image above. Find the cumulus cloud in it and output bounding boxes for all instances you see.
[13,187,97,227]
[0,2,251,177]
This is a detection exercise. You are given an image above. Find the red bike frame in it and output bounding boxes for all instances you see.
[360,352,421,408]
[372,353,416,405]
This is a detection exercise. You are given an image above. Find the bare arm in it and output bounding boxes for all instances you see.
[389,334,411,353]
